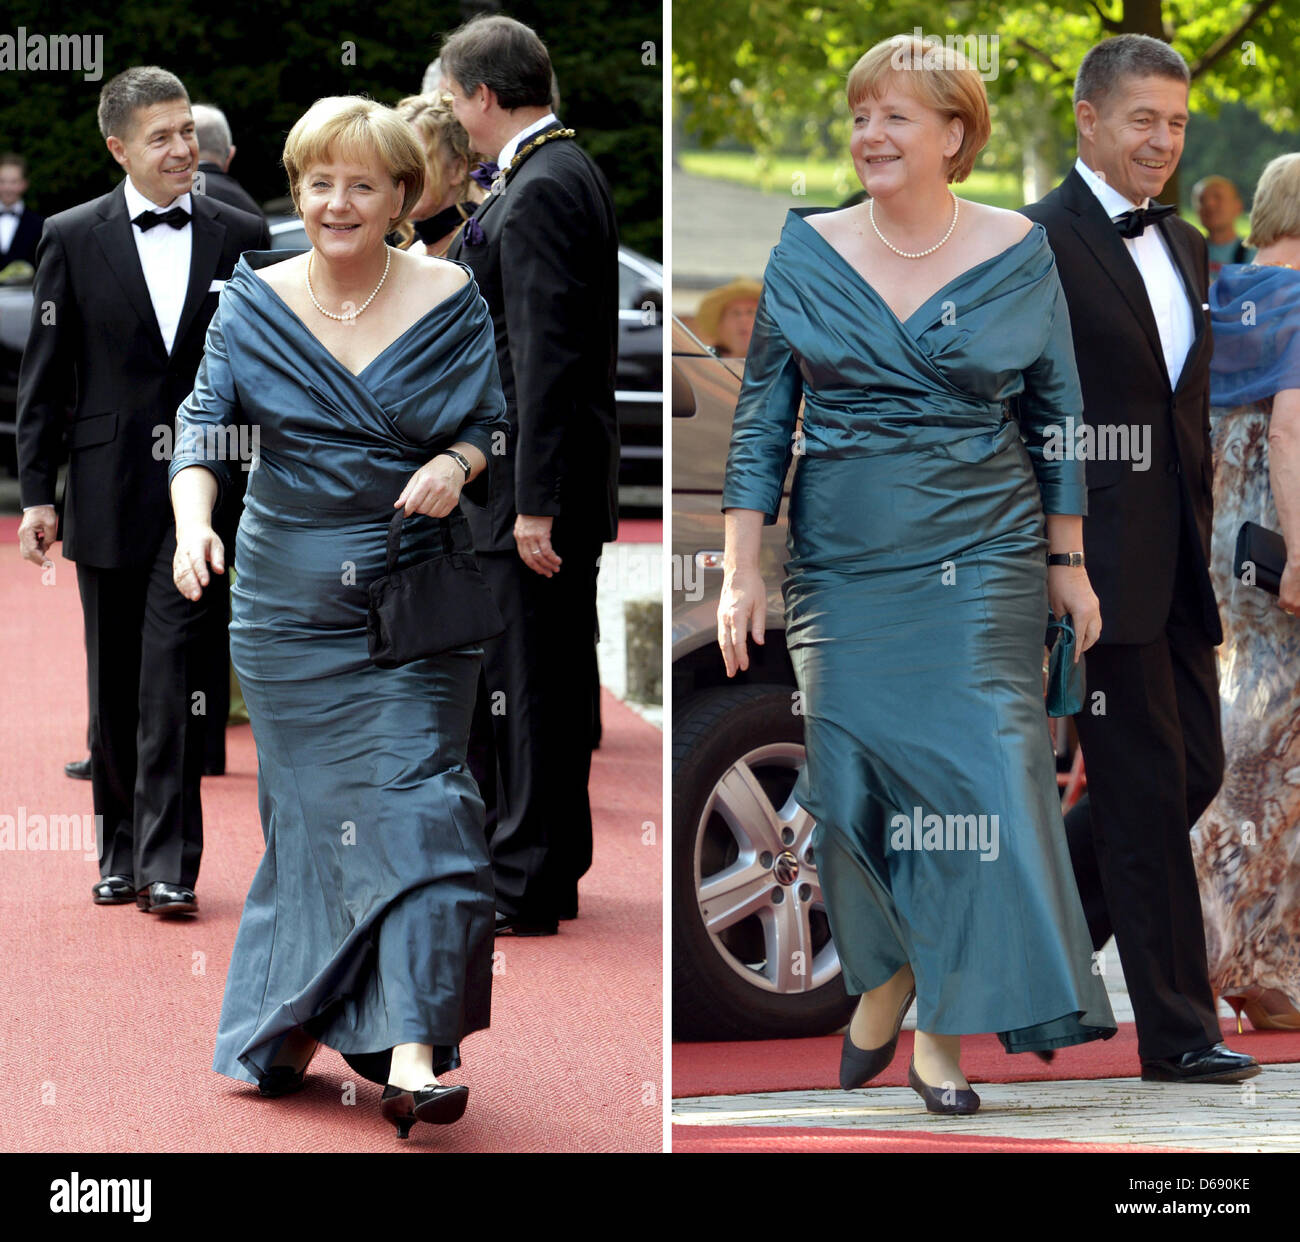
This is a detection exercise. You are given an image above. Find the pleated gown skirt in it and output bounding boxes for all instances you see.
[212,496,495,1087]
[784,434,1115,1051]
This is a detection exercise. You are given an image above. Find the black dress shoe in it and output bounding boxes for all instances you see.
[908,1058,981,1115]
[494,909,558,936]
[92,874,135,904]
[380,1083,469,1139]
[65,756,92,780]
[839,987,915,1089]
[258,1043,319,1098]
[136,882,198,915]
[1141,1043,1261,1084]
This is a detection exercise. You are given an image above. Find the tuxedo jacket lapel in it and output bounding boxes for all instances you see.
[1155,217,1211,396]
[173,194,225,352]
[1061,168,1171,387]
[91,181,167,362]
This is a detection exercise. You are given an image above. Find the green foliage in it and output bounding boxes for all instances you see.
[674,0,1298,204]
[0,0,662,258]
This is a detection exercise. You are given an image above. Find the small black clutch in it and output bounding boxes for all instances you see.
[1044,613,1086,718]
[1233,521,1287,595]
[366,510,504,668]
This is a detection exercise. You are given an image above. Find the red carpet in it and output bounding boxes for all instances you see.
[673,1126,1199,1153]
[673,1023,1300,1098]
[616,517,661,543]
[0,518,662,1151]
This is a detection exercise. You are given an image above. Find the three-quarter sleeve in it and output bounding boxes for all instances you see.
[1017,273,1087,516]
[721,284,803,524]
[169,300,240,505]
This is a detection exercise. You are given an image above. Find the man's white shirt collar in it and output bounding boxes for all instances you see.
[1074,156,1151,219]
[123,176,193,224]
[496,112,558,171]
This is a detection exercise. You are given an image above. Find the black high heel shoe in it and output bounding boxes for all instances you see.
[907,1057,980,1115]
[380,1082,470,1139]
[839,986,916,1089]
[257,1039,319,1098]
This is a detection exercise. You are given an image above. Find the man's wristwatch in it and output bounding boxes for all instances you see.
[438,449,471,480]
[1047,552,1085,567]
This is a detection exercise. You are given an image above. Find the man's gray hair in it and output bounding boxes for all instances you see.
[191,103,233,162]
[1073,34,1189,113]
[97,65,189,141]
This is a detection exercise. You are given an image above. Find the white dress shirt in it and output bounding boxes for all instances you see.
[0,200,23,255]
[496,112,559,172]
[1074,156,1195,390]
[123,176,193,355]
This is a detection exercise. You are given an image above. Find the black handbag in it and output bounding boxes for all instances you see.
[366,510,504,668]
[1044,613,1086,718]
[1233,521,1287,595]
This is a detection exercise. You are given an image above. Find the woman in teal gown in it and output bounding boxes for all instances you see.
[168,97,508,1136]
[718,37,1115,1113]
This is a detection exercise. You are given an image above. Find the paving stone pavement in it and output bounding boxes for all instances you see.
[672,1065,1299,1151]
[672,936,1298,1150]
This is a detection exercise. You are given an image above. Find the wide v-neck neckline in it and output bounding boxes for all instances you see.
[791,210,1040,332]
[244,249,470,381]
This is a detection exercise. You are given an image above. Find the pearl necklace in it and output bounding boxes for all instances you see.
[306,246,391,321]
[869,191,959,259]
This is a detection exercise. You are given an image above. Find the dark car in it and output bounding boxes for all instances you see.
[671,314,855,1041]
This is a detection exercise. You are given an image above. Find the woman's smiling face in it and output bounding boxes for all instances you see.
[849,82,962,194]
[298,149,405,260]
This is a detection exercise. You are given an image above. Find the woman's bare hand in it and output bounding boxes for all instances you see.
[1048,565,1102,659]
[173,526,225,601]
[718,566,767,676]
[397,456,463,519]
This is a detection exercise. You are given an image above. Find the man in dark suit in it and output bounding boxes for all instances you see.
[192,103,264,220]
[442,14,619,936]
[0,153,44,268]
[17,66,269,915]
[1022,34,1257,1083]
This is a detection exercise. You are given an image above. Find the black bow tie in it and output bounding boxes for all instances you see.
[1113,202,1177,239]
[0,208,16,217]
[132,206,190,232]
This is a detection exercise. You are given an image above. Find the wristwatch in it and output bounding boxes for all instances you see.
[438,449,472,480]
[1047,552,1085,567]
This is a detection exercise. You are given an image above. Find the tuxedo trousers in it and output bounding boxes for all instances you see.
[468,534,602,919]
[1064,533,1225,1060]
[75,526,212,889]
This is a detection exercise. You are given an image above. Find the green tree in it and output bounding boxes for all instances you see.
[673,0,1297,206]
[0,0,661,257]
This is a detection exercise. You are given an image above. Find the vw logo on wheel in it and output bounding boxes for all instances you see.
[773,849,800,886]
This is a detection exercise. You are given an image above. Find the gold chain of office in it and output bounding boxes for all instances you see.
[492,128,577,191]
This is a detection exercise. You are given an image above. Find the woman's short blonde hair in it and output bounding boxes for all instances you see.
[845,36,991,184]
[282,96,426,226]
[1248,153,1300,249]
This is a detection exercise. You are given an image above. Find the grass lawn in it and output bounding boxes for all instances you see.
[678,148,1024,207]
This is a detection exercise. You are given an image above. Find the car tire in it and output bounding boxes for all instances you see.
[672,682,855,1041]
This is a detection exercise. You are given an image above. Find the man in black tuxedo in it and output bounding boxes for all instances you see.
[17,66,269,915]
[442,14,619,936]
[1022,35,1257,1083]
[0,154,44,268]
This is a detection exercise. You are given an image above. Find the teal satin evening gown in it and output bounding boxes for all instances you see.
[169,251,509,1086]
[723,209,1116,1052]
